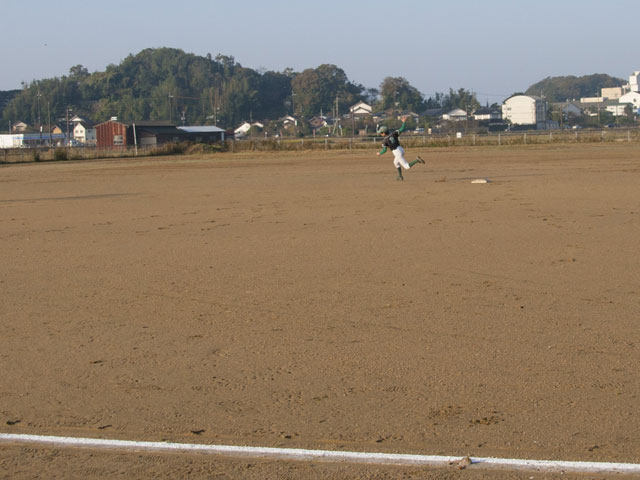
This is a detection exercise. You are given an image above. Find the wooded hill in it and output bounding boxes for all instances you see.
[0,48,483,130]
[1,48,627,130]
[525,74,624,102]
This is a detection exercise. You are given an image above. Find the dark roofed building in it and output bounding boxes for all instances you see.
[128,122,186,146]
[473,107,502,122]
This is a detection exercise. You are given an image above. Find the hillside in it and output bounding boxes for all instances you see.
[0,48,371,130]
[525,74,624,102]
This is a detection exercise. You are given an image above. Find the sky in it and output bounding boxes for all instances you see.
[3,0,638,105]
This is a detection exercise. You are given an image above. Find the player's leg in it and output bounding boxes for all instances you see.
[408,154,425,168]
[392,157,404,180]
[393,147,411,169]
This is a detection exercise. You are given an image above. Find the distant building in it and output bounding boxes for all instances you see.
[562,102,583,116]
[473,107,502,122]
[502,95,548,129]
[580,96,605,104]
[95,118,129,148]
[629,71,640,93]
[309,116,328,129]
[606,103,629,116]
[442,108,467,122]
[178,125,226,142]
[601,87,625,100]
[349,101,373,116]
[11,121,27,133]
[129,122,185,146]
[422,108,445,119]
[619,91,640,109]
[73,122,96,146]
[0,133,66,148]
[234,121,264,137]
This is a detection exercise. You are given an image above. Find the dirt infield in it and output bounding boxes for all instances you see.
[1,144,639,478]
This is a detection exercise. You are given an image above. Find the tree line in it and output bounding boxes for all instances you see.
[1,48,485,131]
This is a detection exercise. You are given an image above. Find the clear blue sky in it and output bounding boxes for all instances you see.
[4,0,638,104]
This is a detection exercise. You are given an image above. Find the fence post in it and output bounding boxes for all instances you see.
[301,139,304,149]
[422,135,426,146]
[524,133,527,144]
[325,138,328,150]
[349,138,352,150]
[473,134,476,146]
[628,130,631,142]
[575,131,578,141]
[498,134,501,146]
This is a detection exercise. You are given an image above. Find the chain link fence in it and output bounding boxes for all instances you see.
[2,128,639,164]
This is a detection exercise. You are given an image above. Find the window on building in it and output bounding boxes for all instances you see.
[114,135,123,145]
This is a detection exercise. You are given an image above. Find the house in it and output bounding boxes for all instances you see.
[422,108,445,119]
[398,111,421,122]
[502,95,548,128]
[95,118,129,148]
[619,91,640,109]
[473,107,502,122]
[349,101,372,116]
[281,116,296,127]
[564,102,583,118]
[606,103,629,117]
[73,122,97,146]
[178,125,226,142]
[11,121,27,133]
[442,108,467,122]
[309,116,328,129]
[234,121,264,137]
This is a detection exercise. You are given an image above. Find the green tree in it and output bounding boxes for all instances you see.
[379,77,425,113]
[525,74,624,102]
[291,64,364,117]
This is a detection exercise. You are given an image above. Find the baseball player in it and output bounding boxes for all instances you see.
[376,117,424,180]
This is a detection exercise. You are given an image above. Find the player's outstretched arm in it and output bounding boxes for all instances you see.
[397,121,407,134]
[377,146,388,156]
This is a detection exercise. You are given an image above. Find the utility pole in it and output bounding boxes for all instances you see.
[351,107,355,138]
[66,107,71,147]
[36,82,42,142]
[47,101,51,145]
[168,94,174,123]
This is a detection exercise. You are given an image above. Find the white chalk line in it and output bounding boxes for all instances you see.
[1,432,640,474]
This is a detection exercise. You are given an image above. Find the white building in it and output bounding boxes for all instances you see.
[349,101,373,116]
[580,96,604,104]
[442,108,467,121]
[606,104,629,116]
[0,134,21,148]
[502,95,548,128]
[629,71,640,93]
[618,91,640,109]
[234,122,264,137]
[73,123,97,145]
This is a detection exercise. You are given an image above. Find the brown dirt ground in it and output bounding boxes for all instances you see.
[1,144,639,479]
